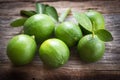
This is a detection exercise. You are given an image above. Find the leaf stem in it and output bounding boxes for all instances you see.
[59,8,71,23]
[92,21,95,38]
[92,31,95,38]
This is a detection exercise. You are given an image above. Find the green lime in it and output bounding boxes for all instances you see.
[55,22,82,47]
[39,38,70,68]
[24,14,55,44]
[77,34,105,62]
[7,34,37,66]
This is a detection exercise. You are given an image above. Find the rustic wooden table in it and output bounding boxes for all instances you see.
[0,0,120,80]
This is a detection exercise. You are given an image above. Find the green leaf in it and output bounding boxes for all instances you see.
[95,29,113,42]
[10,18,27,27]
[59,8,71,22]
[45,6,58,21]
[73,12,92,32]
[35,2,58,21]
[35,3,46,14]
[20,10,36,17]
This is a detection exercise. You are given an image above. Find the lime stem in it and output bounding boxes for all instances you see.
[92,21,95,38]
[92,31,95,38]
[59,8,71,23]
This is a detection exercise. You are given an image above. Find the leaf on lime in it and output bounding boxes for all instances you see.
[35,3,46,14]
[10,18,27,27]
[35,2,58,22]
[85,10,105,31]
[73,12,92,32]
[95,29,113,42]
[59,8,71,22]
[35,3,49,14]
[20,10,36,17]
[45,6,58,22]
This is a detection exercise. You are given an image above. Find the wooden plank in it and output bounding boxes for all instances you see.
[0,1,120,16]
[0,64,120,80]
[0,0,119,2]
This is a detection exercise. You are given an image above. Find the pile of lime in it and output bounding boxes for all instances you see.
[7,3,113,68]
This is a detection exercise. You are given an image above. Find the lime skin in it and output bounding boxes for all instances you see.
[77,34,105,62]
[7,34,37,66]
[55,21,83,47]
[39,38,70,68]
[24,14,55,44]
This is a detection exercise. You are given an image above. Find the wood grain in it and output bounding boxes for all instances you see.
[0,0,119,2]
[0,1,120,16]
[0,0,120,80]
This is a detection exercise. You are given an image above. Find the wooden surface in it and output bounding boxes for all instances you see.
[0,0,120,80]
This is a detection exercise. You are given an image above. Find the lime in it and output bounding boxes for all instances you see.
[77,34,105,62]
[39,38,70,68]
[7,34,37,65]
[55,22,82,47]
[24,14,55,43]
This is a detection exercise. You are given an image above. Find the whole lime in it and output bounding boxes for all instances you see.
[55,22,82,47]
[77,34,105,62]
[7,34,37,66]
[39,38,70,68]
[24,14,55,43]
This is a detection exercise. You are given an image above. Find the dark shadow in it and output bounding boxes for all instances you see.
[43,70,120,80]
[0,69,29,80]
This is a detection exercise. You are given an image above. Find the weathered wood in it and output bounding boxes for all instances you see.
[0,0,119,2]
[0,1,120,16]
[0,64,120,80]
[0,0,120,80]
